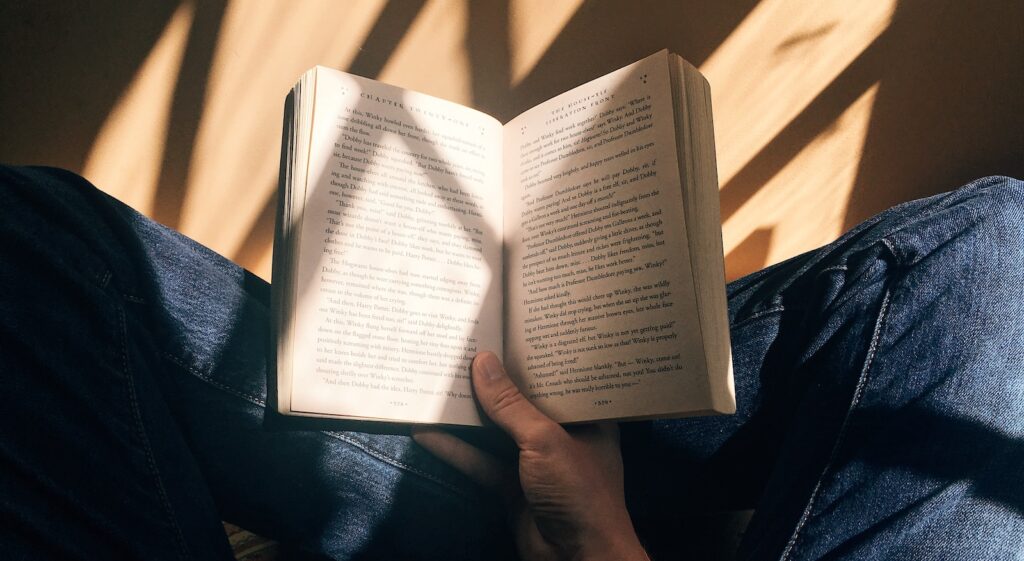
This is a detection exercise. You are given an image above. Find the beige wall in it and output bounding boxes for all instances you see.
[2,0,1021,282]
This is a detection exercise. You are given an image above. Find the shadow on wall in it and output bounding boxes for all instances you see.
[1,0,1021,278]
[0,2,184,175]
[717,0,1024,275]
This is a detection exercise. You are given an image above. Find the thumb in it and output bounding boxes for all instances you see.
[472,352,563,450]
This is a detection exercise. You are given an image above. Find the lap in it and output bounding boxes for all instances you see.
[2,166,1021,560]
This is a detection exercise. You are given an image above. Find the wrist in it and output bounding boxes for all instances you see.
[580,534,648,561]
[577,515,647,561]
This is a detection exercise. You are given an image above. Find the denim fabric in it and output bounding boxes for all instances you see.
[0,166,1021,560]
[624,176,1024,560]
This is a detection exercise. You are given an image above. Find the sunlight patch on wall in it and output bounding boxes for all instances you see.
[377,0,472,106]
[698,0,895,187]
[722,83,881,266]
[177,0,387,275]
[508,0,583,87]
[82,1,194,214]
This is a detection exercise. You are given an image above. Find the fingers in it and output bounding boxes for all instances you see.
[471,352,564,450]
[410,427,508,489]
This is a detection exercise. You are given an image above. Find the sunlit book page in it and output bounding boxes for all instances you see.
[503,51,714,422]
[289,68,503,425]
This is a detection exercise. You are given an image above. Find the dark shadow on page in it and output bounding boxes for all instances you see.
[264,81,503,427]
[260,79,522,460]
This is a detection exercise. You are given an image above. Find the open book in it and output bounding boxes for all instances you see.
[273,50,734,427]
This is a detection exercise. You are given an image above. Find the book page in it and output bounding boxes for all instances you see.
[289,68,503,425]
[503,51,712,422]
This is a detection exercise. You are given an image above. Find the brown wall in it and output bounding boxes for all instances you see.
[2,0,1021,281]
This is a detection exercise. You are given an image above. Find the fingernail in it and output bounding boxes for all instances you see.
[477,352,505,381]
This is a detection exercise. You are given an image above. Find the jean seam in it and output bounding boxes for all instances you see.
[879,237,905,266]
[778,286,894,561]
[159,352,473,501]
[732,306,788,328]
[97,269,112,289]
[815,264,849,275]
[118,305,194,561]
[162,352,268,408]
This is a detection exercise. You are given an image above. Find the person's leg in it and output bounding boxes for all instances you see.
[0,166,233,560]
[0,166,511,560]
[752,176,1024,560]
[622,176,1024,560]
[5,164,1021,560]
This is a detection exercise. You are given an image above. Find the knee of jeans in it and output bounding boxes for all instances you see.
[0,166,108,228]
[975,174,1024,230]
[972,176,1024,276]
[897,176,1024,397]
[956,174,1023,221]
[886,176,1024,272]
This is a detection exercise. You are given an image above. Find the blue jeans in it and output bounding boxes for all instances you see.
[0,166,1021,560]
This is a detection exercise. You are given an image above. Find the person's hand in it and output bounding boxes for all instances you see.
[412,351,648,561]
